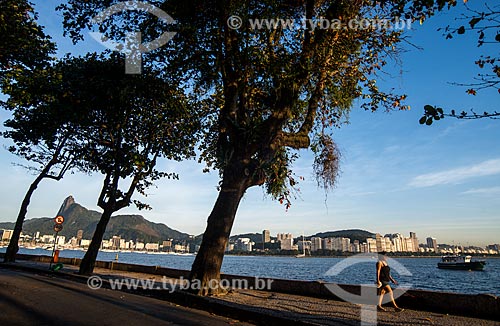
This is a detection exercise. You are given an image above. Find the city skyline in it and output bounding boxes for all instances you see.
[0,1,499,247]
[3,227,498,256]
[2,222,498,252]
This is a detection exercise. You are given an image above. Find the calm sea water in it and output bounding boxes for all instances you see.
[2,247,499,296]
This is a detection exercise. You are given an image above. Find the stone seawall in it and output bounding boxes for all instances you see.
[2,253,498,321]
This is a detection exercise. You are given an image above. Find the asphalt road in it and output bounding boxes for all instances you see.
[0,267,251,326]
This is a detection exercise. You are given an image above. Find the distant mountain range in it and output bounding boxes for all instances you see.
[310,229,375,243]
[0,196,374,244]
[0,196,191,243]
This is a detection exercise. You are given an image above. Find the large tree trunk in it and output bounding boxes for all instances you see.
[189,174,248,295]
[4,173,46,263]
[78,208,113,275]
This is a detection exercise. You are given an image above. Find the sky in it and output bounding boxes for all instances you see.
[0,1,499,247]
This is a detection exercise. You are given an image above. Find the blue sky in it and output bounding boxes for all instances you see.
[0,1,499,246]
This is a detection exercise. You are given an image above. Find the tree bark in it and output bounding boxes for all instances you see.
[4,169,50,263]
[78,208,113,275]
[189,174,247,296]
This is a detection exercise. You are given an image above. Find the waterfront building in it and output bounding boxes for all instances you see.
[426,237,438,252]
[332,237,341,251]
[124,240,134,250]
[375,233,394,252]
[162,240,172,251]
[68,237,77,247]
[235,238,253,251]
[40,234,55,244]
[389,233,404,252]
[343,238,351,252]
[1,229,14,242]
[366,238,377,252]
[76,229,83,243]
[487,244,499,254]
[277,233,293,242]
[111,236,121,250]
[56,236,66,246]
[262,230,271,243]
[375,233,386,252]
[352,240,360,253]
[384,237,393,252]
[145,243,159,251]
[410,232,419,252]
[280,238,294,250]
[331,237,350,252]
[311,237,322,251]
[80,239,91,248]
[297,240,311,251]
[101,239,111,249]
[404,237,414,252]
[19,233,31,243]
[322,238,333,251]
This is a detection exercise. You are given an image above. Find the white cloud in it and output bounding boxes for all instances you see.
[409,158,500,188]
[461,187,500,196]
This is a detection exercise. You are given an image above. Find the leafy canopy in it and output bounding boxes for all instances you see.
[59,0,457,207]
[0,0,55,81]
[47,52,200,211]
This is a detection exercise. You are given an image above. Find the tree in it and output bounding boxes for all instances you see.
[53,53,199,275]
[1,49,83,263]
[1,0,58,262]
[59,0,456,294]
[421,2,500,125]
[0,0,55,81]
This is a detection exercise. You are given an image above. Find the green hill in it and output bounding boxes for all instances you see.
[0,196,191,243]
[310,229,375,242]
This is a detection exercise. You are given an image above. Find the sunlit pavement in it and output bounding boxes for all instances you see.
[0,268,251,326]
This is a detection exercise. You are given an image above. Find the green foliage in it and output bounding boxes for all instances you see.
[3,51,199,212]
[58,0,457,206]
[46,52,199,212]
[2,57,85,180]
[1,0,67,179]
[0,0,55,81]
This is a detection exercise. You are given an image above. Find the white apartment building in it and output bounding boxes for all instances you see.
[280,238,294,250]
[311,237,322,251]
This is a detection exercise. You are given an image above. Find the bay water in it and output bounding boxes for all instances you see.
[3,247,499,296]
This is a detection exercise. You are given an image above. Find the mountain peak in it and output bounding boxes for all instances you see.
[56,195,75,217]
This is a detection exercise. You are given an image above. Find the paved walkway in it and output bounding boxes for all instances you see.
[0,268,251,326]
[1,260,498,326]
[217,289,498,326]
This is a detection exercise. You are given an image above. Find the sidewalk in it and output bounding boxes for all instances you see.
[1,259,498,326]
[0,267,251,326]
